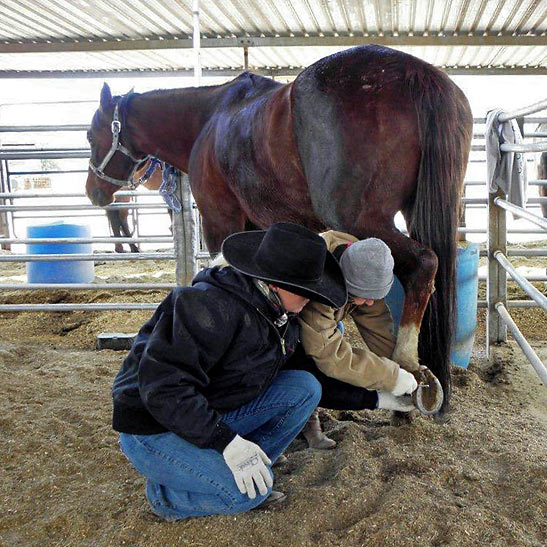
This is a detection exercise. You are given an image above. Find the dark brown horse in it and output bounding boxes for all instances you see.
[85,45,473,412]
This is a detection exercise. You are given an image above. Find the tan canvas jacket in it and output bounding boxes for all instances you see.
[298,230,400,391]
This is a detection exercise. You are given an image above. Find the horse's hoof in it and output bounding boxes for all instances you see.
[391,411,414,426]
[432,408,452,424]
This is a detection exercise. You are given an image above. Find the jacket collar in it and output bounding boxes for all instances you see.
[253,279,289,327]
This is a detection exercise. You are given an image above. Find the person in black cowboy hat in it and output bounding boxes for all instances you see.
[112,222,347,520]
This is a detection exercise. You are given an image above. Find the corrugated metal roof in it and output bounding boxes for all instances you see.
[0,1,546,76]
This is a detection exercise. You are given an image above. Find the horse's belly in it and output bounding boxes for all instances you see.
[231,171,324,231]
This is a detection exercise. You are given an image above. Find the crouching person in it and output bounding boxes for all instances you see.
[112,222,347,520]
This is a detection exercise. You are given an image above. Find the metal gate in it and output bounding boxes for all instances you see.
[485,99,547,385]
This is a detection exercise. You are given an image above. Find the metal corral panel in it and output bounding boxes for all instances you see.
[0,1,546,75]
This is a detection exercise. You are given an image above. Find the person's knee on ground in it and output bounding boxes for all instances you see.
[145,477,274,521]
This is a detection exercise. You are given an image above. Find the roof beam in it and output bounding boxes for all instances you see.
[0,33,546,54]
[1,66,546,80]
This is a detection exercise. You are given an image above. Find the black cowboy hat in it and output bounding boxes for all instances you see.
[221,222,347,308]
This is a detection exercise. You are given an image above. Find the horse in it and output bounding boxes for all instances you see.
[85,45,473,414]
[107,192,139,253]
[107,159,169,253]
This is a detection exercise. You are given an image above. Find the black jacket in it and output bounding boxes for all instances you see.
[112,266,300,452]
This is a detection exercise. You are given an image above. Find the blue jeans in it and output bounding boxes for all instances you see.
[119,369,321,520]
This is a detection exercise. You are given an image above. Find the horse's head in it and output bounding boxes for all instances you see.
[86,83,149,206]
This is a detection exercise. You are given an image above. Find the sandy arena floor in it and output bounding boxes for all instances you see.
[0,254,546,546]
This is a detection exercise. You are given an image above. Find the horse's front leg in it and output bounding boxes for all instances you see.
[190,176,250,256]
[357,226,437,380]
[391,246,437,385]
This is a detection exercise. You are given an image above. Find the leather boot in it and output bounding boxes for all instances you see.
[302,410,336,449]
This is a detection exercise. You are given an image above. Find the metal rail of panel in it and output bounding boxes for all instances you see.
[0,253,175,262]
[495,303,547,385]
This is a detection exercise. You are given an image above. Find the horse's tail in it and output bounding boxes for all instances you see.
[406,68,473,410]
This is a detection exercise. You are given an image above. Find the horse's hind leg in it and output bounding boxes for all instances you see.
[353,220,437,376]
[106,209,125,253]
[119,211,139,253]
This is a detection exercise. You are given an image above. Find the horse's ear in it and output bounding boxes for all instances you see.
[128,87,135,94]
[100,83,112,111]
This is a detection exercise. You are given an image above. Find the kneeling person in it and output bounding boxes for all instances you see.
[112,222,347,520]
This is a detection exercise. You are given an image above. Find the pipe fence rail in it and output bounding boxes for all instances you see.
[487,102,547,386]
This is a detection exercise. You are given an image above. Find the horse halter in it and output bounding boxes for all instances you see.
[88,101,149,190]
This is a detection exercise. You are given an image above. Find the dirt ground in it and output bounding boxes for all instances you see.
[0,253,546,547]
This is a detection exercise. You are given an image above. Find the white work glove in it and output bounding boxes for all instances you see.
[391,368,418,396]
[377,390,416,412]
[222,435,273,500]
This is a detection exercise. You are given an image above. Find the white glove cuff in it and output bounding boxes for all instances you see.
[377,390,416,412]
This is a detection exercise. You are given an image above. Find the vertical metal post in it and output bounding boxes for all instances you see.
[172,172,197,286]
[244,46,249,71]
[0,160,11,250]
[192,0,202,86]
[4,160,15,240]
[132,192,139,238]
[515,116,524,137]
[487,187,507,354]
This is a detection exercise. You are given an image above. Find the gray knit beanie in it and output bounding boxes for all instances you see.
[339,238,394,300]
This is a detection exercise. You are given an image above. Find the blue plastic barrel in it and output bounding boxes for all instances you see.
[384,243,479,368]
[26,222,94,284]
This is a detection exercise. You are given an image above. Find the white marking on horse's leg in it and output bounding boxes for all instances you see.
[392,324,420,371]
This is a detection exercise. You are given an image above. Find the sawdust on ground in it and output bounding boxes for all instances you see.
[0,253,546,547]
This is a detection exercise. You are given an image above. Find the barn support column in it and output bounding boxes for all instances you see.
[193,0,202,86]
[0,161,11,250]
[173,172,198,286]
[487,187,507,355]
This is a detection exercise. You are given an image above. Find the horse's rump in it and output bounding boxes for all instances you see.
[291,45,423,228]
